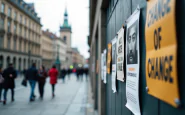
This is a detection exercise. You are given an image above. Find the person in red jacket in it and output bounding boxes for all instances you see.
[48,65,58,98]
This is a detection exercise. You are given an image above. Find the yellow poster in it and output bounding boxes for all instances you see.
[145,0,179,107]
[107,43,112,74]
[96,60,99,74]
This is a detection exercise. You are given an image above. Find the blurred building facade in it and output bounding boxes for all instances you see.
[0,0,42,71]
[41,29,67,69]
[0,0,86,71]
[71,48,85,68]
[53,35,67,68]
[41,30,54,69]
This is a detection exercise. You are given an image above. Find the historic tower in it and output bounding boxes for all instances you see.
[60,8,72,48]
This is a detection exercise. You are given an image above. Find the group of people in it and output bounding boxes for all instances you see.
[60,67,89,82]
[0,63,89,105]
[0,63,59,105]
[76,68,89,81]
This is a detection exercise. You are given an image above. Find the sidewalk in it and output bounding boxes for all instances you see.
[0,74,89,115]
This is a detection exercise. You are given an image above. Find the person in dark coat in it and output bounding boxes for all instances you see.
[22,68,27,78]
[38,66,47,100]
[76,68,80,81]
[0,67,3,102]
[61,68,66,83]
[80,68,84,81]
[26,63,39,102]
[2,63,17,105]
[67,68,71,80]
[84,68,89,81]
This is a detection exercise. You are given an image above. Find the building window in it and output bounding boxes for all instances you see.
[33,33,35,41]
[24,28,27,37]
[1,3,5,13]
[33,24,34,31]
[24,41,26,52]
[19,25,22,35]
[32,32,34,41]
[7,20,11,32]
[30,32,32,40]
[29,21,31,28]
[14,24,17,34]
[14,12,17,20]
[20,15,22,23]
[14,38,16,50]
[8,7,12,17]
[25,18,27,25]
[28,43,30,52]
[7,37,11,49]
[63,36,67,41]
[0,35,4,48]
[28,30,30,38]
[36,35,38,42]
[0,17,4,29]
[19,40,22,51]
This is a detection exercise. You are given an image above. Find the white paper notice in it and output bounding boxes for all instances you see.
[112,37,117,93]
[101,53,104,80]
[125,7,141,115]
[103,49,107,84]
[117,27,125,82]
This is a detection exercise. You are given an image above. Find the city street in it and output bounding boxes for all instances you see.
[0,74,92,115]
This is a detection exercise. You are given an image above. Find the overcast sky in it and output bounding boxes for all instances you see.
[25,0,90,59]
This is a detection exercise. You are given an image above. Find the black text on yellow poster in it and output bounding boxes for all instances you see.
[145,0,179,107]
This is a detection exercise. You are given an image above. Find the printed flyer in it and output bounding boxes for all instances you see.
[112,37,117,93]
[117,27,125,82]
[101,53,104,80]
[125,7,141,115]
[103,49,107,84]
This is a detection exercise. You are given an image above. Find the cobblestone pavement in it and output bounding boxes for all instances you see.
[0,74,90,115]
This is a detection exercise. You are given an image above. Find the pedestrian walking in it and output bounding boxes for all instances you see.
[0,68,4,102]
[76,68,80,81]
[22,68,27,78]
[67,68,71,80]
[61,68,66,83]
[2,63,17,105]
[84,68,89,81]
[48,65,58,98]
[80,68,84,81]
[38,66,47,100]
[26,63,39,102]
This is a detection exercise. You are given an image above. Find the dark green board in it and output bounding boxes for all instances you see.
[103,0,185,115]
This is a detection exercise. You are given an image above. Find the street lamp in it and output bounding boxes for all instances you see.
[55,44,61,74]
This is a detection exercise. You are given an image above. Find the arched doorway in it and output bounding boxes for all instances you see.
[38,60,40,68]
[13,57,16,69]
[27,59,29,68]
[35,60,37,67]
[6,56,10,67]
[23,58,26,69]
[0,55,3,68]
[18,58,21,72]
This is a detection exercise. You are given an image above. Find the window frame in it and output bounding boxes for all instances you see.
[7,20,11,32]
[8,7,12,17]
[14,11,17,20]
[1,3,5,13]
